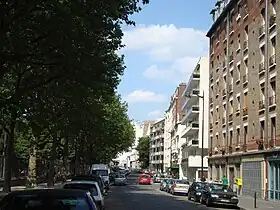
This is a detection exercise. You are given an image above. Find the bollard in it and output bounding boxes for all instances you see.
[254,191,257,208]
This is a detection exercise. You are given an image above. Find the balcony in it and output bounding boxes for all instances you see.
[269,14,276,29]
[181,122,199,138]
[269,95,276,107]
[269,54,276,68]
[259,100,265,111]
[243,107,248,117]
[181,105,199,124]
[188,156,208,168]
[259,25,265,38]
[187,139,199,147]
[243,74,248,84]
[181,89,200,112]
[182,72,200,98]
[243,40,248,53]
[259,62,265,74]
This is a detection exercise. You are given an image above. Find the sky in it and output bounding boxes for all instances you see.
[118,0,216,121]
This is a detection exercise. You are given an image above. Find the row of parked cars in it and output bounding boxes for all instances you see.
[0,174,112,210]
[159,178,239,208]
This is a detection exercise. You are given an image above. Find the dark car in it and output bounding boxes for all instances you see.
[200,183,239,207]
[0,189,97,210]
[71,175,107,195]
[187,181,207,201]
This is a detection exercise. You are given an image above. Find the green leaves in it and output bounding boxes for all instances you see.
[136,136,150,169]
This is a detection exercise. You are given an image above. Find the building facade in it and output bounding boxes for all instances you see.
[164,83,186,178]
[149,118,165,172]
[181,57,209,181]
[207,0,280,200]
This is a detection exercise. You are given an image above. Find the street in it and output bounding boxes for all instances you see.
[106,174,239,210]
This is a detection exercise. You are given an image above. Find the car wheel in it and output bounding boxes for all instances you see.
[206,198,212,207]
[200,196,204,204]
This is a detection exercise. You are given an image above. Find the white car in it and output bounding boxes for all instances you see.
[114,174,127,185]
[170,179,190,195]
[63,180,105,210]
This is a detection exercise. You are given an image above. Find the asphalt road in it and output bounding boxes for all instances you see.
[105,174,239,210]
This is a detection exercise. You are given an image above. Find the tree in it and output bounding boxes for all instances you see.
[0,0,149,192]
[136,136,150,169]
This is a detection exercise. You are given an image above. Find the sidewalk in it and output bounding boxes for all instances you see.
[238,195,279,210]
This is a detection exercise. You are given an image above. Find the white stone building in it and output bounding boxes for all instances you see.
[180,57,209,181]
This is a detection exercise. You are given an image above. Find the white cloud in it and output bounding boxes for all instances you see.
[125,90,166,103]
[122,24,209,83]
[147,110,162,119]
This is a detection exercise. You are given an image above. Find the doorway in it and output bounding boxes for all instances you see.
[229,167,234,189]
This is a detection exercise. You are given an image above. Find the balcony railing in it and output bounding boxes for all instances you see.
[259,25,265,37]
[228,84,233,92]
[269,95,276,106]
[229,113,233,122]
[269,54,276,67]
[259,62,265,73]
[243,40,248,50]
[243,74,248,83]
[259,100,265,110]
[269,14,276,28]
[243,107,248,116]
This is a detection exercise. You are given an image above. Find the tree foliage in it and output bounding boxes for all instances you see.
[0,0,149,192]
[136,136,150,169]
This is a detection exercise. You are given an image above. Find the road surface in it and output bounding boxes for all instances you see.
[106,174,239,210]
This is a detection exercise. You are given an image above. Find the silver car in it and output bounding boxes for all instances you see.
[114,174,127,185]
[63,180,105,210]
[170,179,190,195]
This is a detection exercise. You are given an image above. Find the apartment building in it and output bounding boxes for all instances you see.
[207,0,279,200]
[149,118,165,172]
[164,83,186,178]
[181,57,209,181]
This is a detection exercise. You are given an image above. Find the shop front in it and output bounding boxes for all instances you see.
[267,154,280,200]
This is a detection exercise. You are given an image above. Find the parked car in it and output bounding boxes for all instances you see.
[187,181,207,201]
[0,189,97,210]
[71,174,107,195]
[169,179,190,195]
[63,180,105,210]
[159,178,169,191]
[139,174,152,185]
[200,183,239,207]
[154,174,165,183]
[114,174,127,185]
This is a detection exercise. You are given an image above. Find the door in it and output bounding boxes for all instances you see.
[229,167,234,189]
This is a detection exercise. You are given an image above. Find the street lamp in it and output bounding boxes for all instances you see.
[186,90,205,179]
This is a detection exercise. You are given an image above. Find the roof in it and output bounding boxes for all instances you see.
[153,118,164,125]
[64,180,98,185]
[8,189,87,196]
[206,0,236,37]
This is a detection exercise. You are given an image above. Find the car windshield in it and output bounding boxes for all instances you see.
[91,170,108,176]
[175,180,189,184]
[63,183,98,196]
[141,175,150,178]
[5,195,90,210]
[196,182,207,189]
[209,184,233,192]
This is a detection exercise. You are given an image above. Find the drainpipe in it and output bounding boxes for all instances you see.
[225,11,230,178]
[264,0,269,199]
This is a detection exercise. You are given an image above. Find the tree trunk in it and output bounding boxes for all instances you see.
[74,138,80,175]
[63,138,69,174]
[47,135,57,187]
[27,145,37,187]
[3,109,16,193]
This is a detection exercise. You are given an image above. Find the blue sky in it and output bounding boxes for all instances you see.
[118,0,216,121]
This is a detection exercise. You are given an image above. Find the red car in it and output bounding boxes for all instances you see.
[138,174,152,185]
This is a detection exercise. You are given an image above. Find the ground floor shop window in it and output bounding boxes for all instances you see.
[268,160,280,200]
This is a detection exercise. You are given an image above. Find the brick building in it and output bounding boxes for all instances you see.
[206,0,279,200]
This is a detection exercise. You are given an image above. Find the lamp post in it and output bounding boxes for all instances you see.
[186,90,205,179]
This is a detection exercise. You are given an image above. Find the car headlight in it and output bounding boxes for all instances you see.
[231,196,238,200]
[196,192,201,195]
[211,194,219,198]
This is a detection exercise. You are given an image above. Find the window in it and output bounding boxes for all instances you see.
[271,117,276,142]
[237,64,241,80]
[236,128,240,145]
[244,126,248,145]
[236,95,240,109]
[229,130,233,146]
[244,92,248,108]
[223,133,226,146]
[260,121,265,140]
